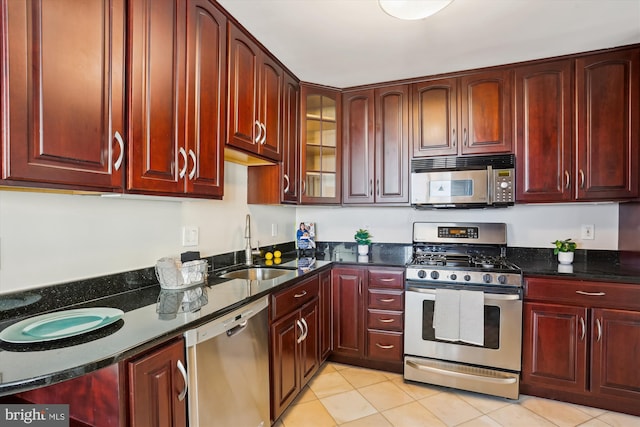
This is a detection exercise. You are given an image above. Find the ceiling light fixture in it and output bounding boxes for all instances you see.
[379,0,454,20]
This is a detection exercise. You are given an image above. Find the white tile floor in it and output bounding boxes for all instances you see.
[273,362,640,427]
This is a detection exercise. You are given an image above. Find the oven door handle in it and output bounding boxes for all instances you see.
[407,287,521,301]
[405,360,518,385]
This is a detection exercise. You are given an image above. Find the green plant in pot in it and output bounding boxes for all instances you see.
[552,238,577,265]
[354,229,372,255]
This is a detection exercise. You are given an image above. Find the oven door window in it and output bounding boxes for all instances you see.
[421,300,500,349]
[429,180,473,197]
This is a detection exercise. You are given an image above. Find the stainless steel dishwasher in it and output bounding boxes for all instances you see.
[184,296,270,427]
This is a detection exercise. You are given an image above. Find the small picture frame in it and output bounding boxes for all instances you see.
[296,222,316,250]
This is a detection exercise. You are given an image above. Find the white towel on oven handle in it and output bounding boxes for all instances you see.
[434,288,460,341]
[459,290,485,346]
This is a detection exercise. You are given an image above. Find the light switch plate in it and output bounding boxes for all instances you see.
[182,226,199,246]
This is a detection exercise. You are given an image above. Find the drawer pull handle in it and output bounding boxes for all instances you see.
[575,291,606,296]
[378,298,395,303]
[379,318,395,323]
[579,316,586,341]
[378,278,395,282]
[375,343,395,349]
[294,291,307,298]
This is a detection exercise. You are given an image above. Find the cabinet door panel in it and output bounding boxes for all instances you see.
[300,299,320,385]
[515,61,573,202]
[320,271,332,360]
[128,0,186,193]
[375,85,410,203]
[227,24,259,151]
[282,75,300,202]
[591,308,640,400]
[259,57,283,161]
[460,70,512,155]
[332,268,365,357]
[522,302,588,392]
[270,310,300,420]
[185,0,226,197]
[576,49,639,200]
[412,79,458,157]
[343,90,375,203]
[129,339,187,427]
[3,0,124,189]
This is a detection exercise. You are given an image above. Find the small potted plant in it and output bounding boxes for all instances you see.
[552,238,577,264]
[354,229,373,255]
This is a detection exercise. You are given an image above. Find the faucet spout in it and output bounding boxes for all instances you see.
[245,214,252,265]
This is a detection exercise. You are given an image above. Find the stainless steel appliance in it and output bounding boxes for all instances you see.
[403,222,523,399]
[410,154,515,208]
[185,296,270,427]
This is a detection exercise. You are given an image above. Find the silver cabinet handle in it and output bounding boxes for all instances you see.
[564,170,570,189]
[576,290,606,296]
[113,131,124,171]
[378,298,395,303]
[579,169,585,188]
[379,278,395,282]
[375,343,395,349]
[376,178,380,196]
[294,290,307,298]
[301,318,309,341]
[176,359,188,402]
[378,318,395,323]
[463,128,468,146]
[254,120,262,144]
[452,128,457,147]
[579,316,586,340]
[178,147,188,178]
[283,174,290,194]
[260,123,267,144]
[296,320,304,344]
[188,149,197,180]
[370,179,373,196]
[596,318,602,342]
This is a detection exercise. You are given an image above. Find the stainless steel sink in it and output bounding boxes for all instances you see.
[218,267,295,281]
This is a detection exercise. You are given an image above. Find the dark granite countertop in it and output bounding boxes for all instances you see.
[1,242,638,397]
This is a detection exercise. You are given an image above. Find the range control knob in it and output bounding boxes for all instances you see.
[483,274,492,283]
[450,273,457,281]
[500,181,509,189]
[430,271,440,280]
[498,275,507,285]
[417,270,427,279]
[464,274,471,282]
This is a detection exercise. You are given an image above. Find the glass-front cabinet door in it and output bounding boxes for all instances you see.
[300,84,341,204]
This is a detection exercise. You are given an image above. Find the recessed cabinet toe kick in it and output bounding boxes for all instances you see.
[185,297,270,427]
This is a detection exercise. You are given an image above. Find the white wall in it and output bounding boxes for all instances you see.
[297,203,619,249]
[0,162,296,294]
[0,162,619,294]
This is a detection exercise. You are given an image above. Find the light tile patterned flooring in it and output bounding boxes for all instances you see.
[273,362,640,427]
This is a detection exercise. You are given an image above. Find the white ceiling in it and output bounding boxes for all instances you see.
[217,0,640,88]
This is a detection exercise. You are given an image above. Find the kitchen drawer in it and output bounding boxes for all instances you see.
[367,330,403,361]
[367,309,403,332]
[272,275,320,320]
[368,268,404,290]
[525,277,640,310]
[367,289,404,311]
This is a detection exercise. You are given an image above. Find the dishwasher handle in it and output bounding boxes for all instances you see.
[185,296,269,347]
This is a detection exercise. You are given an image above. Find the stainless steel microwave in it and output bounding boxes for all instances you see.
[410,155,515,209]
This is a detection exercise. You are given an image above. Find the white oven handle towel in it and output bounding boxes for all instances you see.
[459,290,485,346]
[434,288,460,341]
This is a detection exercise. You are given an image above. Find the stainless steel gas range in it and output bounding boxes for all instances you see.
[404,222,523,399]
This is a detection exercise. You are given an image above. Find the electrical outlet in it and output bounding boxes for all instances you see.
[271,223,278,237]
[182,226,199,246]
[581,224,595,240]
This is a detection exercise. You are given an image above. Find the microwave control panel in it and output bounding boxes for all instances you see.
[493,169,514,203]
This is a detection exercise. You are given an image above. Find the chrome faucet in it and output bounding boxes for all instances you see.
[245,214,260,265]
